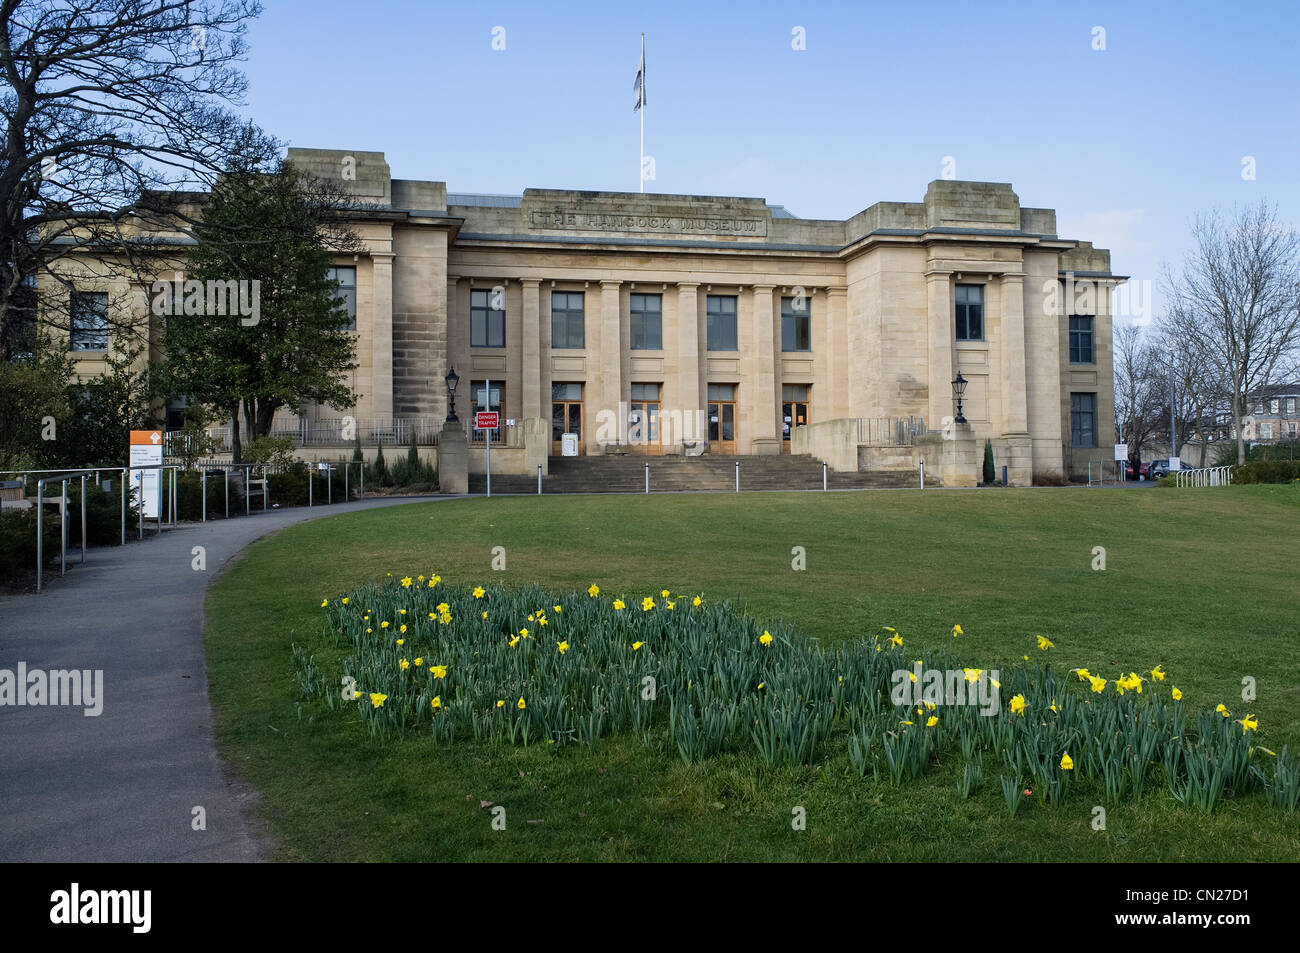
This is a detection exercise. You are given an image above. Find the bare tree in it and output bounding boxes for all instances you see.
[1113,324,1164,466]
[0,0,277,352]
[1162,202,1300,463]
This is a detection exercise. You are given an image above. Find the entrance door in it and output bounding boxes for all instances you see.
[551,382,584,455]
[629,382,662,454]
[782,384,810,453]
[707,383,737,454]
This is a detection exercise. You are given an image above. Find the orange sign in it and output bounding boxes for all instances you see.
[130,430,163,446]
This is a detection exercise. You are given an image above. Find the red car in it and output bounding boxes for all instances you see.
[1124,461,1151,480]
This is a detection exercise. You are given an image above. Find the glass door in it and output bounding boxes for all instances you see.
[707,383,737,454]
[551,382,584,455]
[782,384,809,453]
[629,382,662,454]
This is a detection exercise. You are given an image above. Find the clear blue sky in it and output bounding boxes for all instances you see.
[238,0,1298,324]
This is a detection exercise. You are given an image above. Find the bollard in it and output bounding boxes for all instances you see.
[1001,465,1008,487]
[120,469,126,545]
[60,479,68,575]
[920,460,925,490]
[645,462,649,494]
[735,460,740,493]
[537,463,542,495]
[224,468,229,519]
[327,465,332,504]
[245,468,250,516]
[822,461,827,491]
[80,475,87,564]
[308,466,313,507]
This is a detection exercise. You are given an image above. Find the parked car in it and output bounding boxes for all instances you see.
[1125,460,1151,480]
[1149,458,1173,479]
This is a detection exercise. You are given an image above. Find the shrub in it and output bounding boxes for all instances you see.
[64,480,132,546]
[372,441,391,487]
[271,468,310,506]
[245,435,300,470]
[0,507,61,584]
[982,439,996,484]
[178,469,245,520]
[1233,460,1300,484]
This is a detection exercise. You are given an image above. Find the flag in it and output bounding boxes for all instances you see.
[633,51,645,111]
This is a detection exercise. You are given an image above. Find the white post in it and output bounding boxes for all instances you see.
[919,459,925,490]
[734,460,739,492]
[645,462,649,494]
[485,378,492,497]
[639,34,645,193]
[537,463,542,495]
[822,461,827,491]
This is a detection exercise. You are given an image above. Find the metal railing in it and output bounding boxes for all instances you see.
[1174,465,1236,488]
[177,416,524,455]
[856,416,926,446]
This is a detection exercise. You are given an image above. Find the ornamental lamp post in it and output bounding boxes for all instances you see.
[952,372,968,424]
[445,366,461,423]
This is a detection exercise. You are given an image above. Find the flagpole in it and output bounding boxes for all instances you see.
[639,33,645,193]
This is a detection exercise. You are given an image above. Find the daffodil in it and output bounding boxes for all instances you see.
[666,601,675,610]
[380,621,390,629]
[369,692,387,708]
[430,696,441,709]
[557,641,569,654]
[400,577,413,588]
[538,617,548,626]
[517,697,526,710]
[496,700,505,708]
[1075,667,1091,682]
[1172,686,1183,701]
[1009,693,1026,716]
[632,641,643,651]
[692,595,702,607]
[1088,675,1107,694]
[612,599,625,611]
[554,605,562,613]
[482,611,488,619]
[399,624,407,633]
[759,631,774,646]
[587,584,600,597]
[472,587,485,598]
[519,628,529,639]
[396,638,405,646]
[429,575,441,587]
[926,715,938,727]
[1060,753,1074,770]
[320,599,328,608]
[1216,704,1230,718]
[756,682,765,690]
[399,658,410,671]
[508,636,519,648]
[642,596,655,611]
[660,589,670,598]
[1151,665,1165,681]
[431,665,447,679]
[1036,635,1054,651]
[413,657,423,667]
[952,624,963,637]
[341,597,349,605]
[890,633,903,647]
[963,668,981,684]
[1240,714,1259,733]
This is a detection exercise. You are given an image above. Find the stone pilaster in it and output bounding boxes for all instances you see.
[370,253,394,421]
[521,278,542,420]
[600,280,622,446]
[676,283,701,440]
[925,269,953,428]
[825,287,849,418]
[751,284,779,453]
[1000,272,1028,435]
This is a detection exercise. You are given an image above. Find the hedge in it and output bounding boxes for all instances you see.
[1232,460,1300,484]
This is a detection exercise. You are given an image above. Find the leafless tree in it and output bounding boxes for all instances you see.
[1162,202,1300,463]
[1113,324,1163,465]
[0,0,278,354]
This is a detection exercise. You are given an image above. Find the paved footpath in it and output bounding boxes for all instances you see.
[0,495,454,862]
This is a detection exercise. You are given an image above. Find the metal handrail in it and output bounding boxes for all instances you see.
[35,469,105,591]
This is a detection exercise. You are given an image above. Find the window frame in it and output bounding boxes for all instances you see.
[630,293,663,350]
[550,291,586,350]
[954,284,984,342]
[470,289,506,348]
[70,290,110,352]
[326,266,357,331]
[706,295,738,351]
[1068,314,1095,364]
[1070,392,1098,448]
[781,296,812,352]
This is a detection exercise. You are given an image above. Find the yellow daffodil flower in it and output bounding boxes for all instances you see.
[642,596,655,611]
[508,636,519,648]
[399,658,410,670]
[632,641,643,651]
[496,700,505,708]
[1151,665,1165,681]
[1216,704,1230,718]
[1037,635,1054,651]
[517,697,526,710]
[613,599,625,611]
[341,597,349,605]
[431,696,441,709]
[926,715,938,727]
[1240,715,1259,733]
[963,668,981,684]
[400,577,412,588]
[1089,675,1107,694]
[369,692,387,708]
[473,587,485,598]
[380,621,390,629]
[320,599,328,608]
[759,631,774,646]
[557,641,569,654]
[1060,753,1073,770]
[413,657,423,667]
[554,605,562,613]
[692,596,702,607]
[1172,687,1183,701]
[952,624,963,637]
[431,665,447,679]
[1010,694,1026,716]
[587,584,600,597]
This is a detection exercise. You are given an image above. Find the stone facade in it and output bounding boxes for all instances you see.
[54,147,1126,482]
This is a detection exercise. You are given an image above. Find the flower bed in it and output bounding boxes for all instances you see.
[296,574,1298,815]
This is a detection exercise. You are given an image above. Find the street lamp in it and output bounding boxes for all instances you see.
[445,366,461,422]
[952,372,968,424]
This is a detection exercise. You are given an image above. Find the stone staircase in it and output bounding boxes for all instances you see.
[467,454,930,494]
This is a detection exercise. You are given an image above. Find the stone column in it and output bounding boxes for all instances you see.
[371,253,395,422]
[600,280,622,449]
[925,269,953,429]
[751,284,779,453]
[825,287,849,418]
[676,282,701,442]
[521,278,542,420]
[1000,272,1028,434]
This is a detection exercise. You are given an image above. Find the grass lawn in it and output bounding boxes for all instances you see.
[205,484,1300,861]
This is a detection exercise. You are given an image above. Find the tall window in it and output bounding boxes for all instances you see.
[781,297,811,351]
[470,289,505,348]
[1069,315,1094,364]
[327,266,356,330]
[70,291,109,351]
[955,284,984,341]
[551,291,585,349]
[1288,398,1297,414]
[630,293,663,350]
[1070,393,1097,447]
[706,295,737,350]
